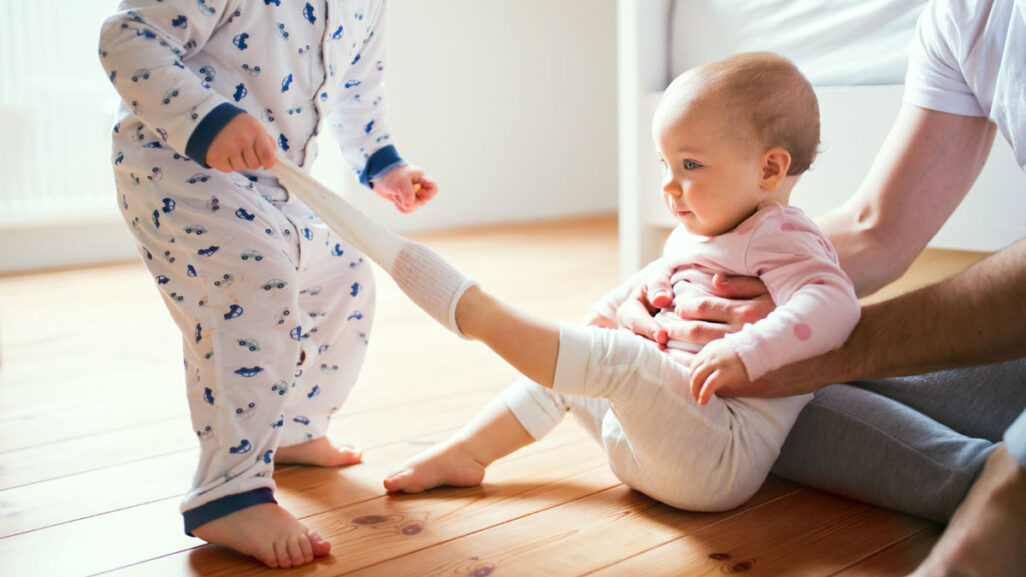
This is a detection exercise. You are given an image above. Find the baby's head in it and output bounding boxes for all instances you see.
[653,52,820,236]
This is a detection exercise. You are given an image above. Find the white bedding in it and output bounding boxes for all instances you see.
[670,0,929,86]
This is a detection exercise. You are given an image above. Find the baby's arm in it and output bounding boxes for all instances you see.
[99,1,247,164]
[692,216,861,403]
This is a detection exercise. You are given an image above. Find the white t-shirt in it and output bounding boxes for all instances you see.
[904,0,1026,169]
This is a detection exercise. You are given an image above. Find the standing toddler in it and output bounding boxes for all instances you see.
[99,0,435,568]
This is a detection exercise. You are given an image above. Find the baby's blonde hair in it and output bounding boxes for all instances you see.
[668,52,820,175]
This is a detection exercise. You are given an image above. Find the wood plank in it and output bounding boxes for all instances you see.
[588,488,931,577]
[0,385,503,537]
[337,478,801,577]
[2,427,605,577]
[833,527,940,576]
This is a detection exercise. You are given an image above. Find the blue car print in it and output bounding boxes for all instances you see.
[161,88,180,105]
[187,174,210,184]
[233,82,247,102]
[184,224,206,235]
[259,450,273,464]
[261,279,287,291]
[234,366,264,378]
[281,73,293,92]
[276,22,289,39]
[293,415,310,425]
[213,273,234,287]
[289,326,302,341]
[350,282,361,297]
[232,32,249,51]
[278,133,290,151]
[203,387,215,405]
[161,197,175,213]
[155,274,170,285]
[241,249,263,261]
[331,25,343,40]
[235,207,255,221]
[238,338,260,351]
[330,243,344,257]
[229,439,252,455]
[199,65,215,82]
[223,303,243,319]
[197,245,220,257]
[195,322,202,343]
[235,402,256,418]
[151,209,161,229]
[271,381,289,396]
[307,385,320,399]
[265,0,281,5]
[347,311,363,321]
[131,69,150,82]
[172,15,188,28]
[303,3,316,23]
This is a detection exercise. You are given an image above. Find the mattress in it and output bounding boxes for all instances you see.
[670,0,929,86]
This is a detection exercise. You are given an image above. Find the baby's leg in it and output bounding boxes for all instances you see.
[385,375,608,493]
[383,394,535,493]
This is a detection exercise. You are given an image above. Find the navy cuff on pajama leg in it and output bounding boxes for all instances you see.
[182,487,278,536]
[185,102,247,168]
[359,144,404,187]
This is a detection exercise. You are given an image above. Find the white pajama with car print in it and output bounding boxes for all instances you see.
[99,0,402,533]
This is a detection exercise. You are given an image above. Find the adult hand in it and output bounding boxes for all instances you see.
[616,266,774,349]
[206,113,276,173]
[373,164,438,213]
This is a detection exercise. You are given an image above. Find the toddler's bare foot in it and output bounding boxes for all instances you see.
[191,503,330,568]
[383,441,487,494]
[909,446,1026,577]
[275,436,362,467]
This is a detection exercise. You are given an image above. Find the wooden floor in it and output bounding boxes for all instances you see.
[0,216,989,577]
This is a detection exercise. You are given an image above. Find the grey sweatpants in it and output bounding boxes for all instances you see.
[772,358,1026,523]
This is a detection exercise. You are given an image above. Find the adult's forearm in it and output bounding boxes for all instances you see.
[764,239,1026,393]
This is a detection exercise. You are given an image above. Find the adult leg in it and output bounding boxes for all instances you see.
[772,383,996,523]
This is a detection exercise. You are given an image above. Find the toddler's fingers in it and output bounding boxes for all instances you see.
[241,146,260,170]
[256,133,277,168]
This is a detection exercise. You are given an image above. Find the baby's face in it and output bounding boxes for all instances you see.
[652,99,766,237]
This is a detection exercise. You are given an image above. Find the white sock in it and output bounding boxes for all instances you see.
[271,155,477,337]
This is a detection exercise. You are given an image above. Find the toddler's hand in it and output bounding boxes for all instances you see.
[373,164,438,213]
[689,338,749,405]
[206,113,277,173]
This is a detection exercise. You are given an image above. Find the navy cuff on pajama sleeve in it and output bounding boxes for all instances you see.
[185,102,247,168]
[359,144,405,187]
[182,487,277,535]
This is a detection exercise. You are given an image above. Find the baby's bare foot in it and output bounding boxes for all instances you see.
[909,446,1026,577]
[383,441,486,494]
[191,503,330,568]
[275,436,362,467]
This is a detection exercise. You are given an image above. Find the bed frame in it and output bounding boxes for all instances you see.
[616,0,1026,276]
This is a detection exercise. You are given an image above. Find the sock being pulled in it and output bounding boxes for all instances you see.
[271,155,477,337]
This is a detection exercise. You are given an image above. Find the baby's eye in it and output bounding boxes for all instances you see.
[683,160,700,170]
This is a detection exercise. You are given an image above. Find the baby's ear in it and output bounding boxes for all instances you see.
[760,148,791,190]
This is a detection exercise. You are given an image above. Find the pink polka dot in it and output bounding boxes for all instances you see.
[781,222,797,232]
[794,323,812,341]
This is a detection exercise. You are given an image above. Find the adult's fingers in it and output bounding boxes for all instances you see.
[616,297,668,344]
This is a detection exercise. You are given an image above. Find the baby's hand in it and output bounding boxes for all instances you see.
[206,113,276,173]
[373,164,438,214]
[689,339,749,405]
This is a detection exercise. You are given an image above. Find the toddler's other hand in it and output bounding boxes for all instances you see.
[373,164,438,213]
[689,339,748,405]
[206,113,277,173]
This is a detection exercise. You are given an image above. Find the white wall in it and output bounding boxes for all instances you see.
[0,0,618,273]
[315,0,619,233]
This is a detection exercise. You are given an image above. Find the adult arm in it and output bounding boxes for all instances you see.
[717,105,1019,397]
